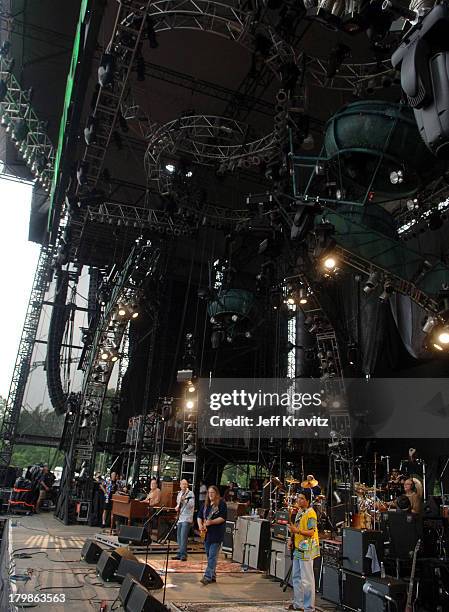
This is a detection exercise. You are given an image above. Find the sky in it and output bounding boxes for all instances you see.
[0,176,39,398]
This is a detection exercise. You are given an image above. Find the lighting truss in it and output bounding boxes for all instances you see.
[0,56,55,189]
[56,241,161,518]
[145,114,278,194]
[0,245,54,484]
[307,57,393,92]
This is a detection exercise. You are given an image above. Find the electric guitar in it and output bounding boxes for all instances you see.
[199,507,220,540]
[405,538,421,612]
[176,490,193,519]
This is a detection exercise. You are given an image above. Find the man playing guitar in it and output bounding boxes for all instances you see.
[197,485,227,585]
[173,479,195,561]
[287,489,320,612]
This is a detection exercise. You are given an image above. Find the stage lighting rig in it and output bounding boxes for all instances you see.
[379,278,394,302]
[363,270,379,294]
[98,53,115,87]
[84,115,97,146]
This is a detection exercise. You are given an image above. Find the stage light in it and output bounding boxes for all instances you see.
[245,331,252,338]
[188,383,196,393]
[165,163,175,173]
[12,119,29,142]
[363,271,379,294]
[117,304,127,317]
[390,170,403,184]
[98,53,115,87]
[185,400,195,410]
[298,287,308,305]
[323,256,337,271]
[437,327,449,345]
[407,198,418,211]
[0,80,7,102]
[186,170,193,178]
[100,349,109,361]
[422,315,437,334]
[84,115,97,145]
[287,297,295,305]
[379,279,394,302]
[231,314,239,321]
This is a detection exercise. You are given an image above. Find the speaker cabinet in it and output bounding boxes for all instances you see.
[269,538,292,585]
[81,539,103,564]
[96,550,120,581]
[118,525,151,545]
[364,576,407,612]
[341,569,365,611]
[342,528,384,576]
[222,521,234,555]
[116,558,163,590]
[126,579,168,612]
[322,564,341,605]
[232,517,270,570]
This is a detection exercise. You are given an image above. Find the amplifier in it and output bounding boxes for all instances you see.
[232,516,271,570]
[342,569,365,611]
[321,538,342,568]
[342,528,383,576]
[382,511,422,559]
[222,521,234,555]
[272,523,289,540]
[269,537,292,585]
[322,564,341,605]
[274,509,290,524]
[364,575,407,612]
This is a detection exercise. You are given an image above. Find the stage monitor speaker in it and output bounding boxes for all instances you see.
[119,574,137,608]
[126,579,169,612]
[157,517,177,542]
[364,575,407,612]
[81,539,103,564]
[96,547,137,582]
[118,525,151,545]
[97,550,121,581]
[342,528,384,575]
[116,558,163,590]
[322,564,341,605]
[342,569,365,611]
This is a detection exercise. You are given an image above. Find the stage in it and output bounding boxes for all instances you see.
[2,513,338,611]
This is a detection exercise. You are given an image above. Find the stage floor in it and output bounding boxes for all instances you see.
[5,512,338,611]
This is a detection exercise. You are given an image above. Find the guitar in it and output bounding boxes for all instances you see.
[199,506,220,540]
[176,490,193,519]
[405,538,421,612]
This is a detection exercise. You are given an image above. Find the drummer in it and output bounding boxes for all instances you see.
[303,475,321,499]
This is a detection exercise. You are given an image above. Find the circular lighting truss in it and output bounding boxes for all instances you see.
[306,57,394,92]
[145,114,278,191]
[148,0,297,76]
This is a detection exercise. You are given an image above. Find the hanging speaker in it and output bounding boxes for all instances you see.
[81,539,104,564]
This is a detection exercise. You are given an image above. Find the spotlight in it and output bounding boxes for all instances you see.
[379,279,394,302]
[12,119,29,142]
[437,326,449,345]
[0,80,7,102]
[185,400,195,410]
[323,256,337,271]
[298,287,308,305]
[390,169,403,184]
[231,314,239,322]
[407,198,418,211]
[188,383,196,393]
[287,297,295,305]
[98,53,115,87]
[165,163,175,173]
[363,271,379,294]
[99,346,119,362]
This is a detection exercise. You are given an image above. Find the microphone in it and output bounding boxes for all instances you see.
[362,582,394,603]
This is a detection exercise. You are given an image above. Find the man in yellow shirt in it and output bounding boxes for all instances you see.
[287,489,320,612]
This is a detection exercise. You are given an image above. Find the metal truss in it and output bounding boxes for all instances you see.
[56,241,161,522]
[307,57,393,92]
[0,245,53,484]
[0,56,55,189]
[145,114,277,193]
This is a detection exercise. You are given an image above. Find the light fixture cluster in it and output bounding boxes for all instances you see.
[99,345,119,363]
[117,299,139,320]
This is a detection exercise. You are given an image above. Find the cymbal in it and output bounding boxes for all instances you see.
[286,478,300,484]
[301,479,319,488]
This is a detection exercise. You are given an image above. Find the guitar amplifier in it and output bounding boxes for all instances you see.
[364,576,407,612]
[322,564,341,605]
[341,569,365,611]
[222,521,234,555]
[272,523,289,540]
[321,538,342,568]
[342,528,383,576]
[232,516,270,570]
[269,538,292,584]
[274,509,290,524]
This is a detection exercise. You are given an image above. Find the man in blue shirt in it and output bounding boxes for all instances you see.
[197,485,227,585]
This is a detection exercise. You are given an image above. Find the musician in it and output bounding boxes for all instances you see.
[100,471,118,529]
[197,485,227,585]
[401,478,422,515]
[173,479,195,561]
[145,477,161,507]
[287,489,320,612]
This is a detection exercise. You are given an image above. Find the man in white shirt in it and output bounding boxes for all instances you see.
[173,479,195,561]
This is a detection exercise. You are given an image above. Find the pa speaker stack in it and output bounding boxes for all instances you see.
[119,575,169,612]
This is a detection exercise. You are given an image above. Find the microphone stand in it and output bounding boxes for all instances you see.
[144,506,167,565]
[158,512,179,606]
